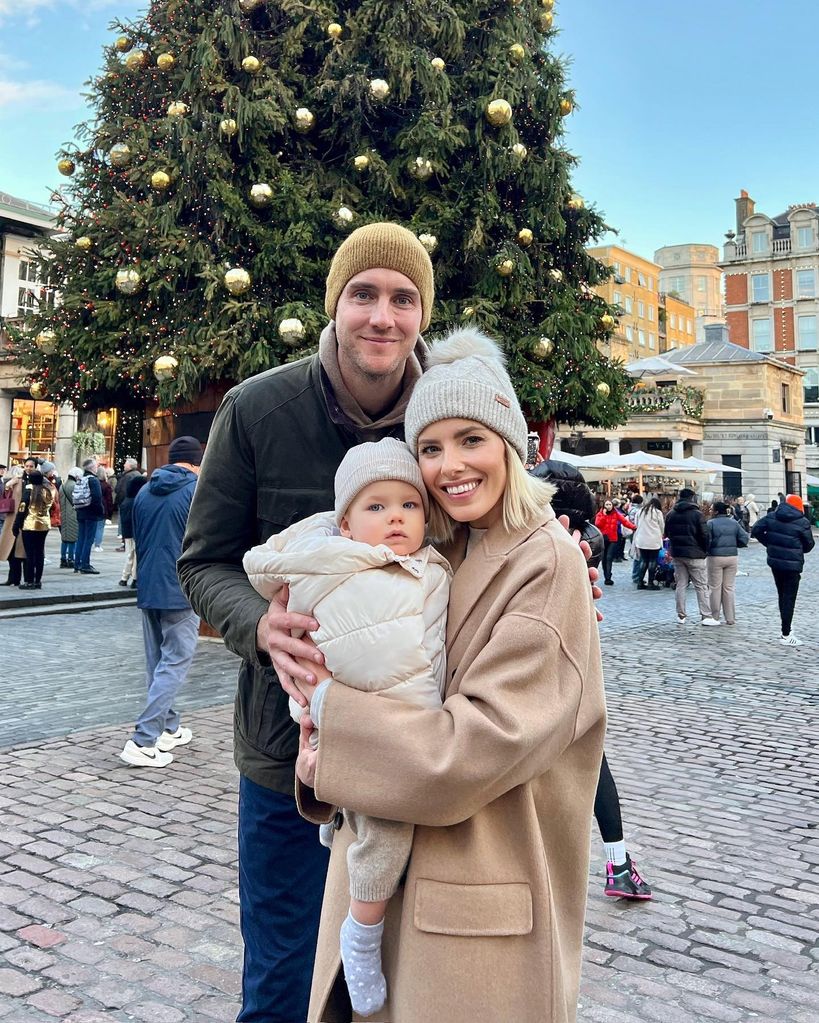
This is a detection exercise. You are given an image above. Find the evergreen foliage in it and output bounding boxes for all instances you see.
[14,0,630,428]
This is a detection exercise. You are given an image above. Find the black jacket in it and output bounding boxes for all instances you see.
[665,499,708,559]
[119,475,148,540]
[115,467,142,509]
[178,352,413,794]
[751,504,815,572]
[530,460,604,569]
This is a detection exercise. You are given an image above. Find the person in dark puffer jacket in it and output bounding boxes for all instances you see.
[663,487,718,625]
[751,494,814,645]
[706,502,749,625]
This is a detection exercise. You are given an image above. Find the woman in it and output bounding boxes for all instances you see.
[59,468,81,568]
[94,466,114,551]
[15,470,53,589]
[118,473,148,587]
[745,494,760,529]
[295,329,606,1023]
[706,502,749,625]
[752,494,814,645]
[594,498,634,585]
[0,467,26,586]
[633,497,665,589]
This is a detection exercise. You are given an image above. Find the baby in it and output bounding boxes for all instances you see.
[243,437,450,1017]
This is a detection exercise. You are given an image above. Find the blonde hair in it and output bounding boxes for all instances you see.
[426,439,554,543]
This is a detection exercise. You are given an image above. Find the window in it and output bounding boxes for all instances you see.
[638,272,646,287]
[751,273,770,303]
[648,306,654,322]
[670,313,677,329]
[803,368,819,404]
[797,226,813,249]
[17,259,56,317]
[638,301,645,318]
[796,269,816,299]
[687,319,692,334]
[624,267,632,283]
[697,276,706,292]
[612,261,620,273]
[798,315,817,350]
[624,297,633,314]
[648,332,656,350]
[751,231,767,254]
[625,325,634,342]
[638,329,646,347]
[665,276,686,295]
[781,383,790,413]
[751,318,773,353]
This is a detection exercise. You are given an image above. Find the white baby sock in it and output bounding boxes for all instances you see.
[339,912,387,1017]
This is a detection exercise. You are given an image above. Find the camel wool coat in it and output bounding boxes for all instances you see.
[299,504,607,1023]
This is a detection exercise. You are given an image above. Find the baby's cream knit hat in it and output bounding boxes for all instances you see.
[334,437,429,523]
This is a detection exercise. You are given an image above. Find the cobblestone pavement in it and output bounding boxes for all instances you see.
[0,541,817,1021]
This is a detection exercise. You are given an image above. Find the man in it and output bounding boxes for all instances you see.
[115,457,142,551]
[665,486,719,626]
[120,436,202,768]
[732,495,750,531]
[74,457,104,574]
[752,493,814,645]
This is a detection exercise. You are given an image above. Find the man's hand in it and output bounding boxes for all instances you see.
[557,513,604,622]
[296,715,318,788]
[256,584,325,706]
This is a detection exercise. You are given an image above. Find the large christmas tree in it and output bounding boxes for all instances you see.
[15,0,630,430]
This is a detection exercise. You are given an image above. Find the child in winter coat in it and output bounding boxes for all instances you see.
[243,437,450,1017]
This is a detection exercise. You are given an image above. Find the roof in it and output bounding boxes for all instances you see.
[0,190,55,234]
[662,340,766,364]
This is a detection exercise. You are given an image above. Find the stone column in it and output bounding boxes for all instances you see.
[691,441,704,459]
[0,393,12,464]
[608,437,621,454]
[54,404,78,475]
[671,439,685,461]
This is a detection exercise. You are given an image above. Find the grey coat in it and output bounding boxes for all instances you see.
[59,479,79,544]
[706,514,749,557]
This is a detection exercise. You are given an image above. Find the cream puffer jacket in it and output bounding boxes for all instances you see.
[243,512,451,717]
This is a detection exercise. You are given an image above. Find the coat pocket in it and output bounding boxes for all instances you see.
[413,879,532,937]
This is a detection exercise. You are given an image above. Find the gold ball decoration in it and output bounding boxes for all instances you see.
[327,22,343,39]
[418,233,438,253]
[560,97,574,116]
[151,170,171,191]
[153,355,179,382]
[115,36,133,53]
[534,337,554,358]
[278,318,306,345]
[353,154,370,171]
[239,0,264,11]
[156,52,175,70]
[224,267,251,295]
[75,236,93,251]
[517,228,533,247]
[496,259,515,277]
[411,156,433,180]
[109,142,133,168]
[220,118,238,136]
[431,57,445,71]
[463,306,476,318]
[35,330,57,355]
[549,268,563,281]
[509,43,525,63]
[57,158,75,176]
[125,50,148,71]
[115,268,143,295]
[542,0,554,9]
[369,78,390,100]
[567,194,584,210]
[601,314,615,329]
[242,55,261,74]
[540,11,554,30]
[334,205,355,226]
[249,183,274,207]
[511,142,528,159]
[294,107,315,132]
[486,99,513,127]
[596,382,611,399]
[167,100,188,117]
[29,381,47,400]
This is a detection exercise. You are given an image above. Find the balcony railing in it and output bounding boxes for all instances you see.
[628,385,705,419]
[773,238,791,254]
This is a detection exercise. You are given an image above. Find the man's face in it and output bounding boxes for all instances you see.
[86,460,97,474]
[340,480,426,557]
[334,269,423,384]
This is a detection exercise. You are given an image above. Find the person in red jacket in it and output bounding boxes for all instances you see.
[595,499,635,585]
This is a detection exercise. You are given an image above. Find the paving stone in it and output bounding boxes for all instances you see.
[0,968,42,996]
[26,988,83,1017]
[15,923,67,949]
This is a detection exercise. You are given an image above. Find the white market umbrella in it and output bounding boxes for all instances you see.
[626,356,698,378]
[806,474,819,487]
[680,456,744,475]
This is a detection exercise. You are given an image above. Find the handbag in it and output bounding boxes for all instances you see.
[0,492,14,515]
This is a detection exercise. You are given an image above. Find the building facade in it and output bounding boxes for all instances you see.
[721,190,819,473]
[654,243,724,341]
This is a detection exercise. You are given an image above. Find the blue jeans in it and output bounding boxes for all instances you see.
[132,608,200,746]
[93,517,105,547]
[75,517,101,570]
[60,539,76,561]
[237,777,330,1023]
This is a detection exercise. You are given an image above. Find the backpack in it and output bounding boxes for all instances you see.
[72,475,92,509]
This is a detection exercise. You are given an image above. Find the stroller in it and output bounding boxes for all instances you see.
[654,541,676,588]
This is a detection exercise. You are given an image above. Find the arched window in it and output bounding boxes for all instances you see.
[803,368,819,404]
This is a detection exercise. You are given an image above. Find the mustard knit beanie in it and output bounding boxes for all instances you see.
[334,437,429,524]
[404,327,528,461]
[324,223,434,331]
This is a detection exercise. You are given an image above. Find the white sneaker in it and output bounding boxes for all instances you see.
[676,613,687,624]
[701,617,721,627]
[780,634,803,646]
[93,545,104,552]
[119,740,173,768]
[156,727,193,752]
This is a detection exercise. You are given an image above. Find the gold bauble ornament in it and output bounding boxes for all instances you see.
[511,142,528,159]
[75,236,93,251]
[125,50,148,71]
[109,142,133,168]
[431,57,445,71]
[57,158,75,176]
[496,259,515,277]
[327,22,343,39]
[560,97,574,116]
[239,0,264,11]
[486,99,513,127]
[242,55,261,74]
[567,194,584,210]
[463,306,476,318]
[278,318,306,345]
[167,100,188,117]
[294,107,315,132]
[151,170,171,191]
[540,11,554,30]
[369,78,390,100]
[224,267,251,295]
[542,0,554,9]
[534,337,554,358]
[334,205,354,226]
[418,233,437,253]
[411,156,433,180]
[517,228,533,247]
[115,268,143,295]
[115,36,133,53]
[596,381,611,398]
[156,52,175,70]
[220,118,238,136]
[29,381,47,400]
[353,155,370,171]
[153,355,178,382]
[35,330,57,354]
[601,314,615,329]
[249,183,274,207]
[509,43,525,63]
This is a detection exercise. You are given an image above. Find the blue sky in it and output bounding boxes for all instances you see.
[1,0,816,263]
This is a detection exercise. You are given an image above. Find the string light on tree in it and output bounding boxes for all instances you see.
[224,267,251,295]
[153,354,178,381]
[249,183,273,207]
[369,78,390,100]
[486,99,513,126]
[418,233,437,253]
[278,318,305,344]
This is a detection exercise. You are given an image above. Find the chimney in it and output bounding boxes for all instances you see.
[735,190,755,235]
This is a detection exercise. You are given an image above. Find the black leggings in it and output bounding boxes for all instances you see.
[602,538,617,582]
[593,752,623,844]
[639,548,661,585]
[771,567,801,636]
[22,530,48,584]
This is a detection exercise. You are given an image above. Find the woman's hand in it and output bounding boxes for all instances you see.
[256,583,325,706]
[296,714,318,788]
[557,513,604,622]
